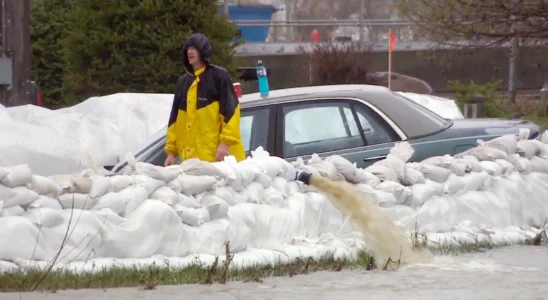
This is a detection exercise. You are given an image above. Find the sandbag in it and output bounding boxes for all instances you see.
[88,175,112,198]
[255,173,272,188]
[444,174,466,195]
[174,205,210,226]
[454,156,484,173]
[180,158,227,179]
[126,152,180,182]
[325,155,358,182]
[477,135,518,155]
[507,154,533,174]
[365,164,398,182]
[408,162,451,183]
[479,161,503,176]
[0,205,24,217]
[29,175,62,198]
[149,186,180,205]
[461,171,489,191]
[408,180,442,207]
[531,156,548,174]
[0,167,8,181]
[28,196,63,210]
[200,194,229,220]
[372,156,406,182]
[352,169,381,187]
[374,181,412,204]
[2,186,40,208]
[542,130,548,144]
[23,207,64,228]
[0,164,32,188]
[307,154,340,180]
[51,174,93,194]
[108,175,136,193]
[456,144,508,161]
[131,175,165,195]
[516,140,543,159]
[402,165,425,185]
[58,193,98,210]
[494,159,515,175]
[262,186,286,208]
[167,174,217,196]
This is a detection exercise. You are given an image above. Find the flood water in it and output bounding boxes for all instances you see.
[3,245,547,300]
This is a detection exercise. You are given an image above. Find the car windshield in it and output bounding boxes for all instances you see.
[391,92,452,128]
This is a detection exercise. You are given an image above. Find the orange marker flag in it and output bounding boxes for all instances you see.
[389,30,396,52]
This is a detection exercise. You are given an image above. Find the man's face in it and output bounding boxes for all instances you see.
[187,47,200,66]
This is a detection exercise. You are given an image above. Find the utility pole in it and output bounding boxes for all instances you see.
[508,0,519,104]
[3,0,31,107]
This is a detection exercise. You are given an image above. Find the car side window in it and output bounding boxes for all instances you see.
[241,108,270,153]
[283,102,364,157]
[351,103,400,145]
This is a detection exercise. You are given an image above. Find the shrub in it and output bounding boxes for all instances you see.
[30,0,72,108]
[305,43,371,86]
[447,79,506,118]
[62,0,240,104]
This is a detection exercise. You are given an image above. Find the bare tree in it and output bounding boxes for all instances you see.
[395,0,548,103]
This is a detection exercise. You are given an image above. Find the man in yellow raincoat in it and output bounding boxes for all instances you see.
[164,33,245,166]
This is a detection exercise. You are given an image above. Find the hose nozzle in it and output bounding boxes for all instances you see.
[295,170,312,185]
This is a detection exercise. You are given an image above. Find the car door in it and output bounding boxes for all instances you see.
[111,106,276,173]
[276,98,403,168]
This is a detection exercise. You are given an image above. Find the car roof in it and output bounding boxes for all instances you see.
[239,84,449,139]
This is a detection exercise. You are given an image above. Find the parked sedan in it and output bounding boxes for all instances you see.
[108,84,540,173]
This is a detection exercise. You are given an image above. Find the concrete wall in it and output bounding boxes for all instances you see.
[238,46,548,94]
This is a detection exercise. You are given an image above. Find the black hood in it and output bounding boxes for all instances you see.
[182,33,212,73]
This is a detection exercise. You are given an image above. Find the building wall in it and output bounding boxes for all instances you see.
[239,46,548,94]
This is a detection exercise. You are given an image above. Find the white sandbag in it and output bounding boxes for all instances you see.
[125,152,180,182]
[402,165,425,185]
[354,183,380,205]
[180,158,227,179]
[408,180,443,207]
[307,154,340,180]
[365,164,398,182]
[131,175,165,195]
[477,134,518,155]
[421,154,453,169]
[449,161,467,176]
[88,175,112,198]
[270,177,289,195]
[462,171,489,191]
[211,186,237,206]
[516,140,543,159]
[410,162,451,183]
[23,207,64,228]
[374,181,412,204]
[108,175,135,193]
[178,194,201,208]
[241,182,265,204]
[478,161,503,176]
[374,190,399,207]
[29,175,62,198]
[255,173,272,188]
[93,192,126,214]
[167,174,217,196]
[51,174,93,194]
[444,174,466,195]
[531,156,548,174]
[324,155,358,182]
[454,156,484,173]
[0,205,24,216]
[200,194,229,220]
[28,196,63,210]
[121,186,149,217]
[507,154,533,174]
[262,186,286,208]
[149,186,180,205]
[173,205,210,226]
[494,159,515,175]
[372,156,406,181]
[250,147,296,180]
[351,169,381,187]
[0,164,32,188]
[0,167,8,181]
[2,186,40,208]
[456,144,508,161]
[389,141,415,162]
[542,130,548,144]
[58,193,98,210]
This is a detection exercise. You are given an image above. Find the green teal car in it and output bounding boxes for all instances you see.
[108,85,541,173]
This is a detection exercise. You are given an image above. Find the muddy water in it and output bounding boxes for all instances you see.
[4,246,548,300]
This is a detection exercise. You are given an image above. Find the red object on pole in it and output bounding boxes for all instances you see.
[233,82,242,98]
[389,31,396,52]
[310,29,320,42]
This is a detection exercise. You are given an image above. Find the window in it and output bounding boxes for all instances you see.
[283,102,364,157]
[353,103,399,144]
[240,108,270,153]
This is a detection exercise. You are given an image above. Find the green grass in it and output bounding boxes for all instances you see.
[0,236,525,293]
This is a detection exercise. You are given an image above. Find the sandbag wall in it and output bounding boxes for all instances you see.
[1,132,548,265]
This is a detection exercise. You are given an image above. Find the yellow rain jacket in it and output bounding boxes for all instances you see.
[165,34,245,162]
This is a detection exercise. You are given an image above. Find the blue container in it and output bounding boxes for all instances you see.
[257,60,270,98]
[226,5,278,42]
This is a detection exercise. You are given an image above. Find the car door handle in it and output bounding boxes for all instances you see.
[364,155,387,162]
